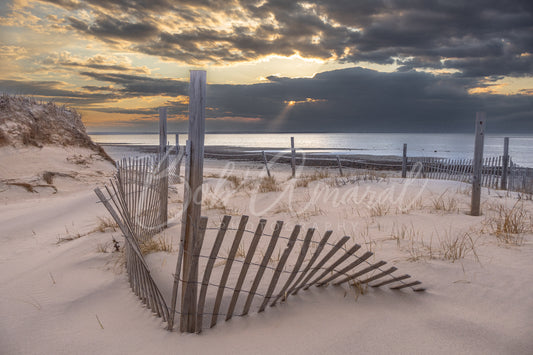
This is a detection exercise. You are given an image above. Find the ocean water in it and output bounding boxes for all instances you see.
[90,132,533,167]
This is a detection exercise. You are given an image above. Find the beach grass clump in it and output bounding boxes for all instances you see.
[296,169,331,188]
[402,226,479,263]
[258,175,281,193]
[203,196,239,215]
[140,235,173,255]
[95,216,118,233]
[431,190,459,213]
[437,230,479,262]
[96,242,111,253]
[225,174,243,189]
[390,223,420,247]
[369,202,390,217]
[484,201,530,245]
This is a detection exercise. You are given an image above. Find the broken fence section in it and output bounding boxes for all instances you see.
[95,178,424,333]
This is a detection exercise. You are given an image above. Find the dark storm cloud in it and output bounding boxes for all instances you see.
[53,67,531,133]
[41,54,150,74]
[205,68,532,133]
[0,79,119,103]
[54,0,533,77]
[68,13,158,42]
[78,72,188,96]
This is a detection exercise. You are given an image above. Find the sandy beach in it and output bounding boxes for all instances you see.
[1,144,532,354]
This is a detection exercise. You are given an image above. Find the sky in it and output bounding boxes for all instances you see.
[0,0,532,133]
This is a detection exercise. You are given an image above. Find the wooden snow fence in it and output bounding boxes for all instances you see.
[508,161,533,194]
[115,156,167,242]
[95,182,170,323]
[95,178,424,333]
[413,156,506,189]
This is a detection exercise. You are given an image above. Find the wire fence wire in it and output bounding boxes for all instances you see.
[100,144,533,333]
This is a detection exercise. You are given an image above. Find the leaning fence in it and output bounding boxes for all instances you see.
[95,155,425,334]
[115,156,167,242]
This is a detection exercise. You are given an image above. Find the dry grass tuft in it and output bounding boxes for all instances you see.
[296,169,330,187]
[348,280,368,302]
[391,223,420,247]
[484,201,530,245]
[225,174,243,189]
[94,217,118,233]
[400,226,479,263]
[369,202,390,217]
[437,229,479,262]
[258,176,281,193]
[431,190,459,212]
[235,243,247,258]
[203,196,239,215]
[456,185,472,196]
[140,235,173,255]
[96,242,111,253]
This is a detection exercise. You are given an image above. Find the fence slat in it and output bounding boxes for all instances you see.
[196,215,231,333]
[226,219,266,321]
[258,225,301,313]
[304,243,361,288]
[270,228,315,307]
[358,266,398,284]
[210,215,249,328]
[390,280,422,290]
[300,236,350,292]
[288,230,333,296]
[370,274,411,288]
[242,221,283,316]
[316,251,374,287]
[333,260,387,286]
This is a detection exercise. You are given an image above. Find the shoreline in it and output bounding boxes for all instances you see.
[100,144,434,170]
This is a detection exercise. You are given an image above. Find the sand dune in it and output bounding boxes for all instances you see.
[1,149,532,354]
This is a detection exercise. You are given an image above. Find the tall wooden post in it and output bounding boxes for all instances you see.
[501,137,509,190]
[262,151,271,177]
[402,143,407,178]
[471,112,485,216]
[291,136,296,178]
[177,70,206,333]
[175,134,181,183]
[159,107,168,227]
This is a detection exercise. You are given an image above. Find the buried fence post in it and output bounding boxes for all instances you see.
[402,143,407,178]
[471,112,485,216]
[501,137,509,190]
[159,107,168,228]
[262,151,271,177]
[291,136,296,178]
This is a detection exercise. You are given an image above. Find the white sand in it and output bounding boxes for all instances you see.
[1,149,532,354]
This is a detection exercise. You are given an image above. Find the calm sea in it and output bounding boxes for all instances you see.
[90,133,533,167]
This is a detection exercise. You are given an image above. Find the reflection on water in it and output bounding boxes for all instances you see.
[90,132,533,167]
